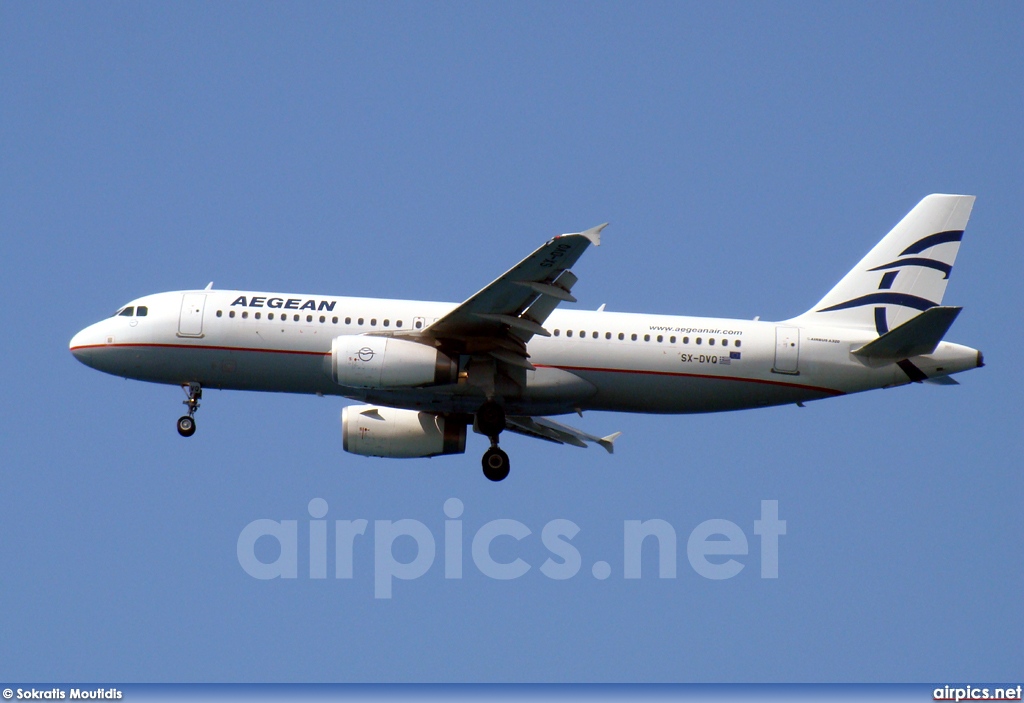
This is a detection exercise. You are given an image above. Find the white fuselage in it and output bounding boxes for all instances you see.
[69,289,981,417]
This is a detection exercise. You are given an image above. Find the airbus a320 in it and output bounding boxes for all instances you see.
[70,194,983,481]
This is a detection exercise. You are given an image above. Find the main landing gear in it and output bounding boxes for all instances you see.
[177,382,202,437]
[476,400,509,482]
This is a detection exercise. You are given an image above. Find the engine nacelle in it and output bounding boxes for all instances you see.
[331,336,457,389]
[341,405,467,458]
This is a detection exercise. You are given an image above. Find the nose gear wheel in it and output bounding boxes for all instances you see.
[177,382,202,437]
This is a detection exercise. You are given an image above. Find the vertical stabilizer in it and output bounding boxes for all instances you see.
[789,194,975,332]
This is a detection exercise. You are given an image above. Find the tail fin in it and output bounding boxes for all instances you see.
[789,194,975,333]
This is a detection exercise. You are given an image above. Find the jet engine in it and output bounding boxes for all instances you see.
[341,405,467,458]
[331,336,458,389]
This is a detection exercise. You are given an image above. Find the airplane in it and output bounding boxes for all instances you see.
[70,194,983,481]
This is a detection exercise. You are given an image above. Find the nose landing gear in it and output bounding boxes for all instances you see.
[177,382,202,437]
[477,400,509,481]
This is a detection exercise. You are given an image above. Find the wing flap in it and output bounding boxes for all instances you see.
[513,279,577,303]
[505,416,622,454]
[473,313,551,338]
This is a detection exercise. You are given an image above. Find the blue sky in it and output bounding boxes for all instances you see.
[2,2,1021,683]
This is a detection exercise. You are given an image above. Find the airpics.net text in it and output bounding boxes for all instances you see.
[237,499,786,599]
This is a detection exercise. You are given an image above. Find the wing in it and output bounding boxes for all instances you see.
[505,415,622,454]
[404,224,608,371]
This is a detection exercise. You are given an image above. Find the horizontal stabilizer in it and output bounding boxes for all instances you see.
[852,306,961,360]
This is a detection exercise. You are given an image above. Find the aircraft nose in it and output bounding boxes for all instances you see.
[70,329,88,362]
[70,323,103,365]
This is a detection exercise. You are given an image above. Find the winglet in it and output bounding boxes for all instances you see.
[598,431,622,455]
[570,223,608,247]
[583,223,608,246]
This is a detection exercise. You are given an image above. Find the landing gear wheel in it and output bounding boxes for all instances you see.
[178,382,202,437]
[177,415,196,437]
[476,401,506,438]
[482,447,510,482]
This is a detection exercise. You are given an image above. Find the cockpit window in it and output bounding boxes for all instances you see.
[118,307,135,317]
[136,306,148,317]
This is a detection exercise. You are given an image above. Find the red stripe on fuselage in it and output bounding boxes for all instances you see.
[71,342,844,396]
[70,342,329,357]
[534,364,845,396]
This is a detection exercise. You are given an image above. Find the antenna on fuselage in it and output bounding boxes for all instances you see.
[204,282,214,290]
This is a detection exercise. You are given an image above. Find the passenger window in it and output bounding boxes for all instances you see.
[592,331,598,339]
[709,338,715,345]
[255,312,261,320]
[682,336,689,344]
[554,329,560,337]
[294,314,300,322]
[657,335,663,343]
[631,334,637,341]
[567,330,573,337]
[605,332,611,340]
[358,318,364,325]
[370,318,377,326]
[216,310,223,318]
[696,337,702,345]
[644,334,650,342]
[229,311,235,318]
[721,339,728,347]
[242,311,248,319]
[397,320,402,327]
[415,320,422,329]
[306,314,313,322]
[579,330,585,338]
[618,333,624,340]
[136,306,148,317]
[119,307,134,317]
[319,315,325,323]
[383,319,390,327]
[735,340,742,348]
[670,336,676,344]
[345,317,352,325]
[269,313,275,320]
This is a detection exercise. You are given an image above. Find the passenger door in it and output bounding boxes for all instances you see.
[772,326,800,374]
[178,293,206,337]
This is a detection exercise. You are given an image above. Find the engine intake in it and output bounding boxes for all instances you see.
[331,336,457,389]
[341,405,467,458]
